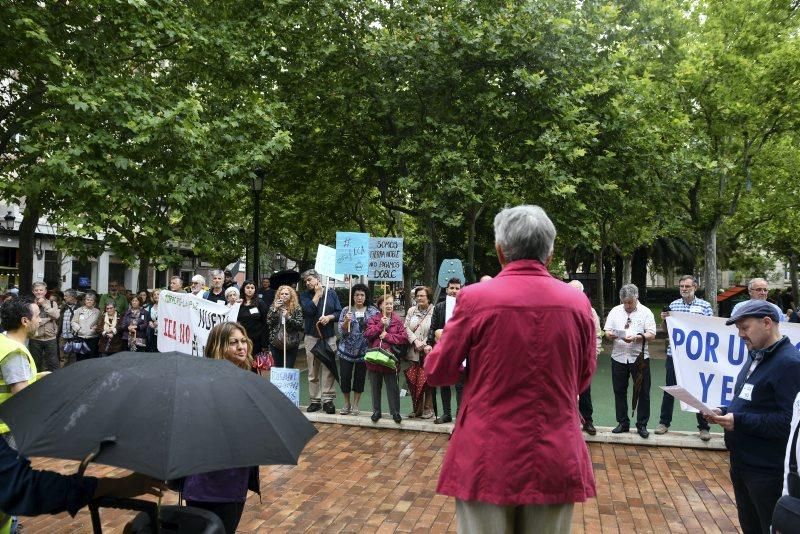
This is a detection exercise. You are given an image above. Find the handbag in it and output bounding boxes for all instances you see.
[772,418,800,533]
[271,325,302,351]
[253,351,274,375]
[365,346,397,370]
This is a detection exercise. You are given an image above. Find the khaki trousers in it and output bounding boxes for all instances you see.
[455,499,573,534]
[303,335,337,404]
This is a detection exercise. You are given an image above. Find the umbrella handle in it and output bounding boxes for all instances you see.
[77,437,117,477]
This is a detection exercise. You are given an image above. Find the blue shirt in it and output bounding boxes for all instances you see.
[666,296,713,357]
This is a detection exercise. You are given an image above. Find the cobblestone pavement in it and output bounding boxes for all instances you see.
[20,423,740,533]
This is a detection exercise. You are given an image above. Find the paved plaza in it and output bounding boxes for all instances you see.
[20,422,741,533]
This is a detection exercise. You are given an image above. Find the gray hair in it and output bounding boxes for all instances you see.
[64,289,78,298]
[210,269,224,278]
[568,280,584,292]
[224,286,239,298]
[678,274,696,285]
[747,277,767,290]
[31,281,47,290]
[191,274,206,284]
[493,205,556,263]
[301,269,320,281]
[619,284,639,301]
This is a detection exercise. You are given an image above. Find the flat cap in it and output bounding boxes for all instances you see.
[725,300,781,325]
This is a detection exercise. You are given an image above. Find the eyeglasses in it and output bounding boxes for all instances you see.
[751,288,769,292]
[624,317,631,329]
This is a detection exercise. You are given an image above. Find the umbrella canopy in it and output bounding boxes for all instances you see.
[404,364,427,415]
[0,351,317,480]
[631,340,648,416]
[269,270,300,290]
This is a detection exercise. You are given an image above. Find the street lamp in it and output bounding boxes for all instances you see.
[252,169,265,283]
[3,211,14,231]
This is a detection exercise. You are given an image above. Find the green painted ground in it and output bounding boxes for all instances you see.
[291,337,704,432]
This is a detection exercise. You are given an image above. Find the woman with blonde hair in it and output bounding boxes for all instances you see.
[181,321,257,533]
[266,285,304,368]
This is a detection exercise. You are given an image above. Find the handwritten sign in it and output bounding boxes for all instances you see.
[369,237,404,281]
[314,244,345,281]
[335,232,369,275]
[270,367,301,407]
[158,291,240,356]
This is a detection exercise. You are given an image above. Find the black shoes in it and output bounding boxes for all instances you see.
[393,413,402,424]
[582,422,597,436]
[371,411,381,422]
[611,424,630,434]
[307,403,322,413]
[434,414,452,424]
[322,401,336,414]
[637,426,649,439]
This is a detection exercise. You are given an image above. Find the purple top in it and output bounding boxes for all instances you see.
[182,468,250,503]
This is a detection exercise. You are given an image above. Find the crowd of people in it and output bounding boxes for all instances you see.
[3,209,800,532]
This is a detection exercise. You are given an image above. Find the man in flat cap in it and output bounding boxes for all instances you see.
[705,300,800,534]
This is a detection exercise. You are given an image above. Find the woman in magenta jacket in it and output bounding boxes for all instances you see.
[364,294,407,424]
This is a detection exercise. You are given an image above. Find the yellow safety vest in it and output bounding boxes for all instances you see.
[0,334,38,434]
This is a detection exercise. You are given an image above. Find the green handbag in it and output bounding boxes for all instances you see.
[365,345,397,370]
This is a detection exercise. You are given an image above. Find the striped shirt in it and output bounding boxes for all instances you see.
[666,297,713,357]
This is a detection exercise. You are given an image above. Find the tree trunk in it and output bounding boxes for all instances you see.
[595,248,605,319]
[632,247,648,301]
[423,217,437,289]
[621,254,632,286]
[137,256,149,291]
[18,201,40,294]
[465,205,484,284]
[703,223,720,315]
[790,253,798,309]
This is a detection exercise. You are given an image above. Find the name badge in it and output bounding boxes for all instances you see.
[355,311,365,319]
[739,383,754,401]
[689,305,703,314]
[249,307,260,315]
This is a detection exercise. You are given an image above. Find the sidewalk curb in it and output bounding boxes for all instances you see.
[302,409,727,450]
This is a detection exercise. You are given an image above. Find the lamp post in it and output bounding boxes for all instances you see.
[251,169,265,283]
[3,211,14,231]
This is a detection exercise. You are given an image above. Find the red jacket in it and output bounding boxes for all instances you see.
[364,312,406,374]
[424,259,597,506]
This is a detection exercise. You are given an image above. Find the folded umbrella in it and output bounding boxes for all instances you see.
[631,338,649,417]
[404,364,426,415]
[312,323,340,382]
[0,351,317,481]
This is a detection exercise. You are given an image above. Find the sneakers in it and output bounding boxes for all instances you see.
[351,407,360,417]
[307,403,322,413]
[322,401,336,414]
[654,424,669,435]
[699,429,711,442]
[340,404,351,415]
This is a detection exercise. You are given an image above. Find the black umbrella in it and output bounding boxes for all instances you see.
[270,269,301,289]
[311,323,340,383]
[0,351,317,480]
[631,339,649,417]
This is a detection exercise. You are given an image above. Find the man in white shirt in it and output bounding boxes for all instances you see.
[568,280,603,436]
[604,284,656,438]
[189,275,206,297]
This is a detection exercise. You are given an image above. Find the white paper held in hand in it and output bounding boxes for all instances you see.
[660,385,715,414]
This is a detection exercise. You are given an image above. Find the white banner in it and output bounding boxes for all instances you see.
[667,312,800,411]
[157,291,241,356]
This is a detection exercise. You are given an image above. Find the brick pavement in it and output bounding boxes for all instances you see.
[19,424,740,533]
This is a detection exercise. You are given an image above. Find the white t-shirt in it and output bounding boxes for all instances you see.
[784,391,800,496]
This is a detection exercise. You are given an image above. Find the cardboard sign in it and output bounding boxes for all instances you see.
[368,237,404,281]
[335,232,370,275]
[270,367,301,407]
[315,244,345,281]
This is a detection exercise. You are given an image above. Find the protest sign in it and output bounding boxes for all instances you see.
[270,367,301,407]
[368,237,404,281]
[667,312,800,411]
[335,231,369,275]
[315,244,344,282]
[157,291,240,356]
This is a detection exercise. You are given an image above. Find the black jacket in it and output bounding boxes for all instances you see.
[722,336,800,474]
[426,300,446,347]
